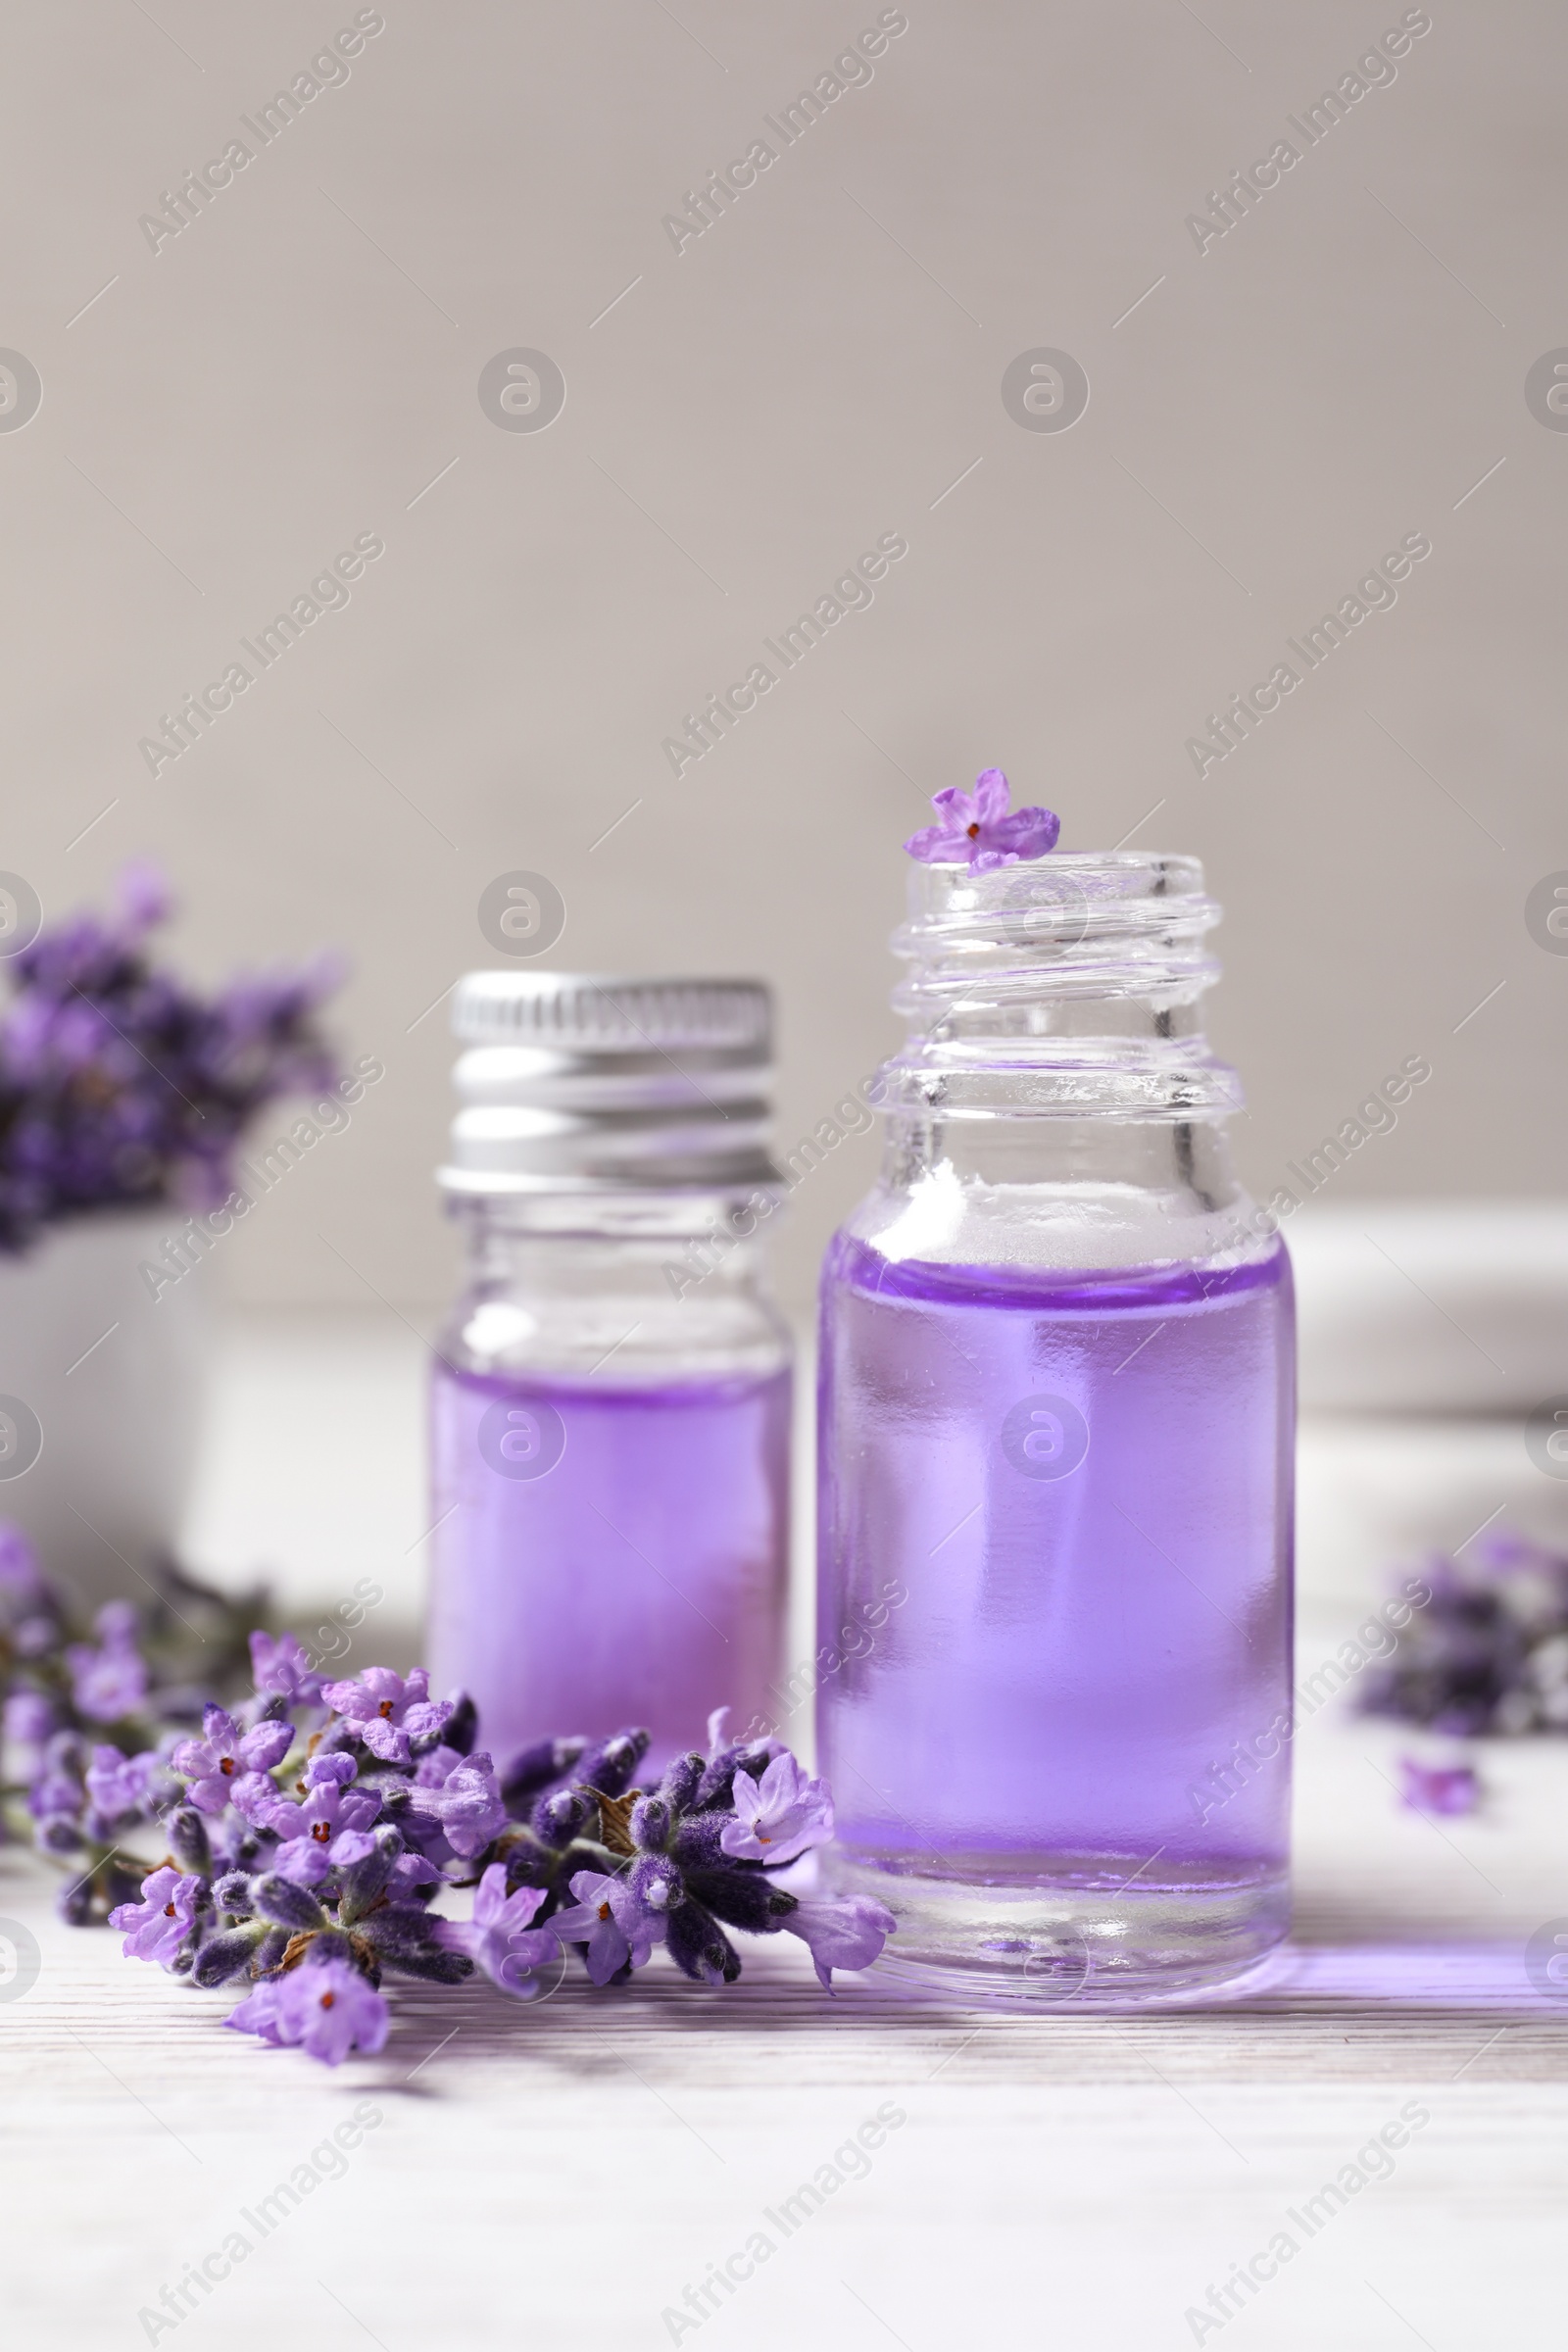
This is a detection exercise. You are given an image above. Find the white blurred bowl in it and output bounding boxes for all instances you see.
[0,1210,211,1605]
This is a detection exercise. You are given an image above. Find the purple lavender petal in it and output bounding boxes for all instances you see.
[359,1717,411,1764]
[409,1753,507,1860]
[109,1865,204,1964]
[238,1721,293,1773]
[719,1752,834,1865]
[270,1838,333,1888]
[902,823,971,864]
[227,1957,388,2064]
[327,1830,377,1868]
[224,1981,285,2045]
[84,1745,159,1822]
[782,1893,897,1989]
[436,1865,558,1996]
[390,1850,443,1893]
[1398,1756,1481,1817]
[992,805,1060,858]
[248,1630,324,1707]
[972,768,1011,823]
[66,1639,148,1724]
[115,860,173,933]
[5,1690,55,1750]
[229,1770,284,1826]
[552,1869,662,1984]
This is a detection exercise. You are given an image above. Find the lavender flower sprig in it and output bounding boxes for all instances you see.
[1,1529,895,2061]
[104,1677,894,2063]
[0,860,341,1251]
[1360,1536,1568,1737]
[0,1527,269,1923]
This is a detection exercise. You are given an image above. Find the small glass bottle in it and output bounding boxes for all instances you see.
[816,854,1295,1999]
[427,974,791,1772]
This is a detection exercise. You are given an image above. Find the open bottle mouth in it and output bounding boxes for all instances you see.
[894,851,1221,1000]
[884,852,1240,1117]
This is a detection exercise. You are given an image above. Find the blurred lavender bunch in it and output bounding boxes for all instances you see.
[102,1660,893,2066]
[0,860,340,1250]
[1360,1536,1568,1737]
[0,1524,270,1921]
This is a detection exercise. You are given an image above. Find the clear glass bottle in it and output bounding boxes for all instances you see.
[816,855,1295,1999]
[427,974,791,1772]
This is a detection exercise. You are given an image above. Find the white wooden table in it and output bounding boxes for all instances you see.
[3,1311,1563,2350]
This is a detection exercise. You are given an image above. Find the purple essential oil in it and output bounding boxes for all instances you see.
[428,1361,790,1771]
[817,1239,1294,1988]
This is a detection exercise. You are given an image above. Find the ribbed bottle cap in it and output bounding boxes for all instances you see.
[440,971,781,1195]
[452,972,771,1054]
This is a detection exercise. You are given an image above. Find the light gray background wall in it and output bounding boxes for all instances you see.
[4,0,1562,1312]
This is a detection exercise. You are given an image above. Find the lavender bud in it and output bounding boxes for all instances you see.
[103,1860,144,1911]
[501,1735,585,1808]
[671,1813,729,1869]
[44,1730,87,1776]
[534,1787,595,1848]
[337,1828,402,1925]
[191,1930,260,1987]
[628,1854,684,1913]
[354,1901,441,1958]
[36,1813,83,1854]
[666,1898,741,1986]
[503,1841,555,1895]
[384,1943,473,1985]
[686,1865,797,1934]
[250,1874,326,1933]
[696,1738,777,1811]
[441,1692,478,1756]
[630,1794,672,1853]
[577,1728,650,1799]
[213,1872,253,1913]
[251,1926,291,1975]
[693,1748,743,1809]
[167,1805,211,1876]
[304,1927,356,1967]
[56,1879,94,1926]
[659,1751,705,1812]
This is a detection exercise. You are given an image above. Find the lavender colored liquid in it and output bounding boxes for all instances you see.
[428,1364,790,1772]
[817,1234,1295,1994]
